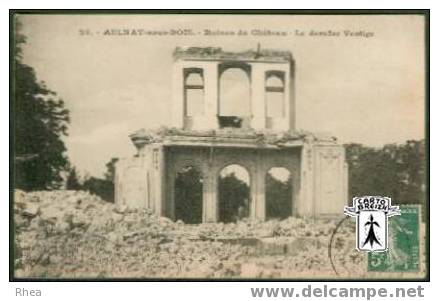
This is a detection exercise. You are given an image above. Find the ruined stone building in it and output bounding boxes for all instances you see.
[115,47,348,223]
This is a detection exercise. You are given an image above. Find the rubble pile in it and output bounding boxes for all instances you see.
[14,190,365,279]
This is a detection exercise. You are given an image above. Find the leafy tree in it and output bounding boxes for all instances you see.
[66,167,81,190]
[265,173,292,219]
[174,166,203,223]
[78,158,119,202]
[345,140,426,206]
[104,157,119,182]
[82,176,114,202]
[13,19,70,190]
[218,173,250,223]
[396,140,426,205]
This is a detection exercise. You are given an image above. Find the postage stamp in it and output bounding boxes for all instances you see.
[367,205,420,272]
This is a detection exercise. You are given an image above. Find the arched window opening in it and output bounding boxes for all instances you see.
[265,71,285,120]
[219,66,251,129]
[218,164,250,223]
[184,69,204,117]
[265,167,292,219]
[175,165,203,224]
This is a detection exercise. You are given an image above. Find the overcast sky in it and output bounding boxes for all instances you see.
[19,14,426,177]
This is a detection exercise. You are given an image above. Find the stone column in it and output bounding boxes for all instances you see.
[203,173,217,222]
[114,156,149,209]
[343,162,349,204]
[254,151,266,220]
[114,159,122,206]
[297,143,315,217]
[312,145,347,217]
[167,168,175,220]
[203,148,217,222]
[152,145,166,217]
[287,60,296,131]
[171,62,185,129]
[203,62,219,129]
[250,64,266,130]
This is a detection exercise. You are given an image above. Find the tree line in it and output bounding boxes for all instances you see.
[345,141,426,205]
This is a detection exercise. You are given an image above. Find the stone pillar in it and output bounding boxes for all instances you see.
[171,62,185,129]
[291,163,301,217]
[203,62,219,129]
[250,64,266,130]
[204,172,217,222]
[249,172,257,221]
[167,167,175,220]
[203,148,217,222]
[114,159,121,206]
[114,156,148,209]
[288,60,296,131]
[313,144,347,217]
[151,145,166,216]
[297,143,315,217]
[254,151,266,220]
[343,161,349,203]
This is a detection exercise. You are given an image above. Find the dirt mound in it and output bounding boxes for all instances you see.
[14,190,364,278]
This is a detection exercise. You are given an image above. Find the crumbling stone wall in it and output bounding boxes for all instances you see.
[116,128,348,222]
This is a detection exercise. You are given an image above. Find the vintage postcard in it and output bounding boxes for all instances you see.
[11,11,428,280]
